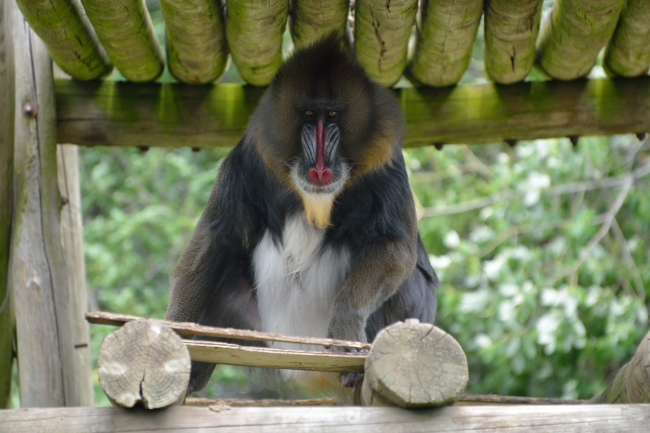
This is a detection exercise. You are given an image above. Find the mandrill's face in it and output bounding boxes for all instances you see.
[248,36,404,228]
[291,104,349,195]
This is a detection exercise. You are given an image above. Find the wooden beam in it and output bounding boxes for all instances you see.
[407,0,483,87]
[536,0,625,80]
[10,6,89,407]
[354,0,418,87]
[289,0,348,50]
[225,0,289,86]
[0,0,16,410]
[160,0,227,84]
[14,0,112,80]
[2,405,650,432]
[185,340,366,372]
[57,145,93,406]
[85,311,372,350]
[79,0,163,82]
[483,0,543,84]
[604,0,650,78]
[55,77,650,148]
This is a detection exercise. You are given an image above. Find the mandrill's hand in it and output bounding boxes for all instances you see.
[329,346,369,388]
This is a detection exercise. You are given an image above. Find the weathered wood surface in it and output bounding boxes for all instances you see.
[604,0,650,78]
[99,320,190,409]
[186,340,366,372]
[160,0,228,84]
[289,0,348,50]
[354,0,418,87]
[2,405,650,432]
[56,76,650,148]
[484,0,543,84]
[361,320,468,407]
[408,0,483,87]
[10,6,87,407]
[79,0,163,82]
[225,0,289,86]
[56,145,93,406]
[591,330,650,404]
[15,0,112,80]
[536,0,625,80]
[185,397,337,406]
[0,0,16,409]
[86,311,371,350]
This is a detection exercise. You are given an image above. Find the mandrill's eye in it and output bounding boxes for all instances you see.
[328,111,337,118]
[305,110,314,117]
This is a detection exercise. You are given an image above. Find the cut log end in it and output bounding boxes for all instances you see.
[98,320,191,409]
[362,320,468,408]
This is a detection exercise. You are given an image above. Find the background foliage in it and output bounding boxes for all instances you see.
[79,0,650,406]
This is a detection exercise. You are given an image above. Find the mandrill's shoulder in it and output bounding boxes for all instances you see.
[326,151,414,249]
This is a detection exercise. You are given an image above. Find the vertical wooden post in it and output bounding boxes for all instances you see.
[57,144,94,405]
[0,0,17,409]
[10,1,92,407]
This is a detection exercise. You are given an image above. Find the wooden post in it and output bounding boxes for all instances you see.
[57,144,94,406]
[0,0,16,409]
[10,2,92,407]
[159,0,227,84]
[225,0,289,86]
[590,330,650,404]
[407,0,483,87]
[354,0,419,87]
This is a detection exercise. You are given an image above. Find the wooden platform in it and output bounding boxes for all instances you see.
[2,404,650,432]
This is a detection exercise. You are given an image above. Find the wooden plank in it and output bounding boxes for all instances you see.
[56,145,93,406]
[185,340,366,372]
[2,405,650,432]
[407,0,483,87]
[79,0,163,82]
[536,0,625,80]
[604,0,650,77]
[10,6,86,407]
[86,311,372,350]
[354,0,418,87]
[55,76,650,148]
[484,0,543,84]
[160,0,227,84]
[289,0,348,50]
[0,0,16,410]
[225,0,289,86]
[14,0,112,80]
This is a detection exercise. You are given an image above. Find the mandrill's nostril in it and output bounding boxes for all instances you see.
[309,167,333,185]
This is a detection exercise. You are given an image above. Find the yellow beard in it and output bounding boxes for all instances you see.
[298,192,336,229]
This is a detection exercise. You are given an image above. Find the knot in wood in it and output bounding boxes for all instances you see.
[22,102,38,118]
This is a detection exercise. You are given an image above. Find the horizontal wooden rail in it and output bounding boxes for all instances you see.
[86,311,371,350]
[186,340,366,372]
[55,77,650,148]
[2,405,650,432]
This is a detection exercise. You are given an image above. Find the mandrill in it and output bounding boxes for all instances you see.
[165,35,438,395]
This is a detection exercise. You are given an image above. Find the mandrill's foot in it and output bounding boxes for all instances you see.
[339,372,364,388]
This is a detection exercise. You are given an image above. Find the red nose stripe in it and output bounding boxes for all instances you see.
[315,120,326,172]
[309,120,333,185]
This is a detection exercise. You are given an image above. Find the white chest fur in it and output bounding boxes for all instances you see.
[253,214,351,354]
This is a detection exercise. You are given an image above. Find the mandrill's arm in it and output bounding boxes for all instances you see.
[165,144,256,325]
[327,238,417,344]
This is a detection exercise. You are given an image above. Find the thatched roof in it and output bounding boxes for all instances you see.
[15,0,650,87]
